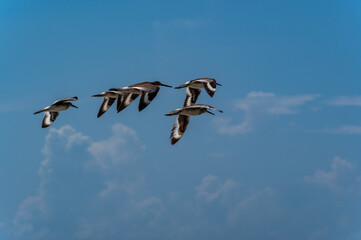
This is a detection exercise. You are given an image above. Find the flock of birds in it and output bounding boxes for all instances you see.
[33,78,223,145]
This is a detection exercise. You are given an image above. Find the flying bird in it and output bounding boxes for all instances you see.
[165,104,223,145]
[92,91,120,118]
[33,97,78,128]
[175,78,222,106]
[110,81,172,112]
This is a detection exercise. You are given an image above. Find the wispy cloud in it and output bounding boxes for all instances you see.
[195,175,240,203]
[215,91,319,135]
[330,125,361,135]
[304,157,356,191]
[87,123,145,170]
[325,96,361,106]
[227,187,274,223]
[310,125,361,135]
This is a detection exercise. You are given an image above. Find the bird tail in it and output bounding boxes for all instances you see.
[165,109,181,116]
[174,84,187,89]
[33,109,45,115]
[92,94,104,97]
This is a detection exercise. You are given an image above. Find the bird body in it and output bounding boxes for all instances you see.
[179,81,204,89]
[109,81,172,112]
[165,104,223,144]
[166,105,222,116]
[176,78,222,106]
[92,91,120,118]
[33,97,78,128]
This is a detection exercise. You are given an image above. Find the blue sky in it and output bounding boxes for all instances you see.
[1,0,361,239]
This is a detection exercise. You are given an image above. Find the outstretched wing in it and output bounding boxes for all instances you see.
[117,93,139,112]
[184,87,201,106]
[97,97,116,118]
[53,96,78,105]
[202,80,217,97]
[170,115,189,145]
[138,88,159,111]
[42,112,59,128]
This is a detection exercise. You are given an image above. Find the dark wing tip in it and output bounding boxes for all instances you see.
[73,96,78,100]
[97,110,105,118]
[138,105,146,112]
[171,138,179,145]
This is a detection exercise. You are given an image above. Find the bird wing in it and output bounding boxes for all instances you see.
[170,115,189,145]
[138,88,159,111]
[42,112,59,128]
[184,87,201,106]
[53,96,78,105]
[202,80,217,97]
[97,97,116,118]
[117,93,139,112]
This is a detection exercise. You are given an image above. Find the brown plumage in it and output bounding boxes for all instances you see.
[110,81,172,112]
[165,104,223,145]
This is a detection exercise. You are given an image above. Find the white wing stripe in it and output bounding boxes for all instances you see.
[206,82,216,92]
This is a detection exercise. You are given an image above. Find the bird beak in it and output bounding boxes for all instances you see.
[71,103,78,109]
[160,83,173,88]
[206,110,215,115]
[216,83,222,86]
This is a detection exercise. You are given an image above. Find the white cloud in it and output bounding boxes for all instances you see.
[331,125,361,135]
[195,175,240,203]
[12,124,152,239]
[40,125,89,176]
[87,123,144,170]
[13,125,90,238]
[227,187,274,223]
[215,91,319,135]
[325,96,361,106]
[235,91,318,114]
[12,183,47,237]
[214,117,252,135]
[304,157,355,191]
